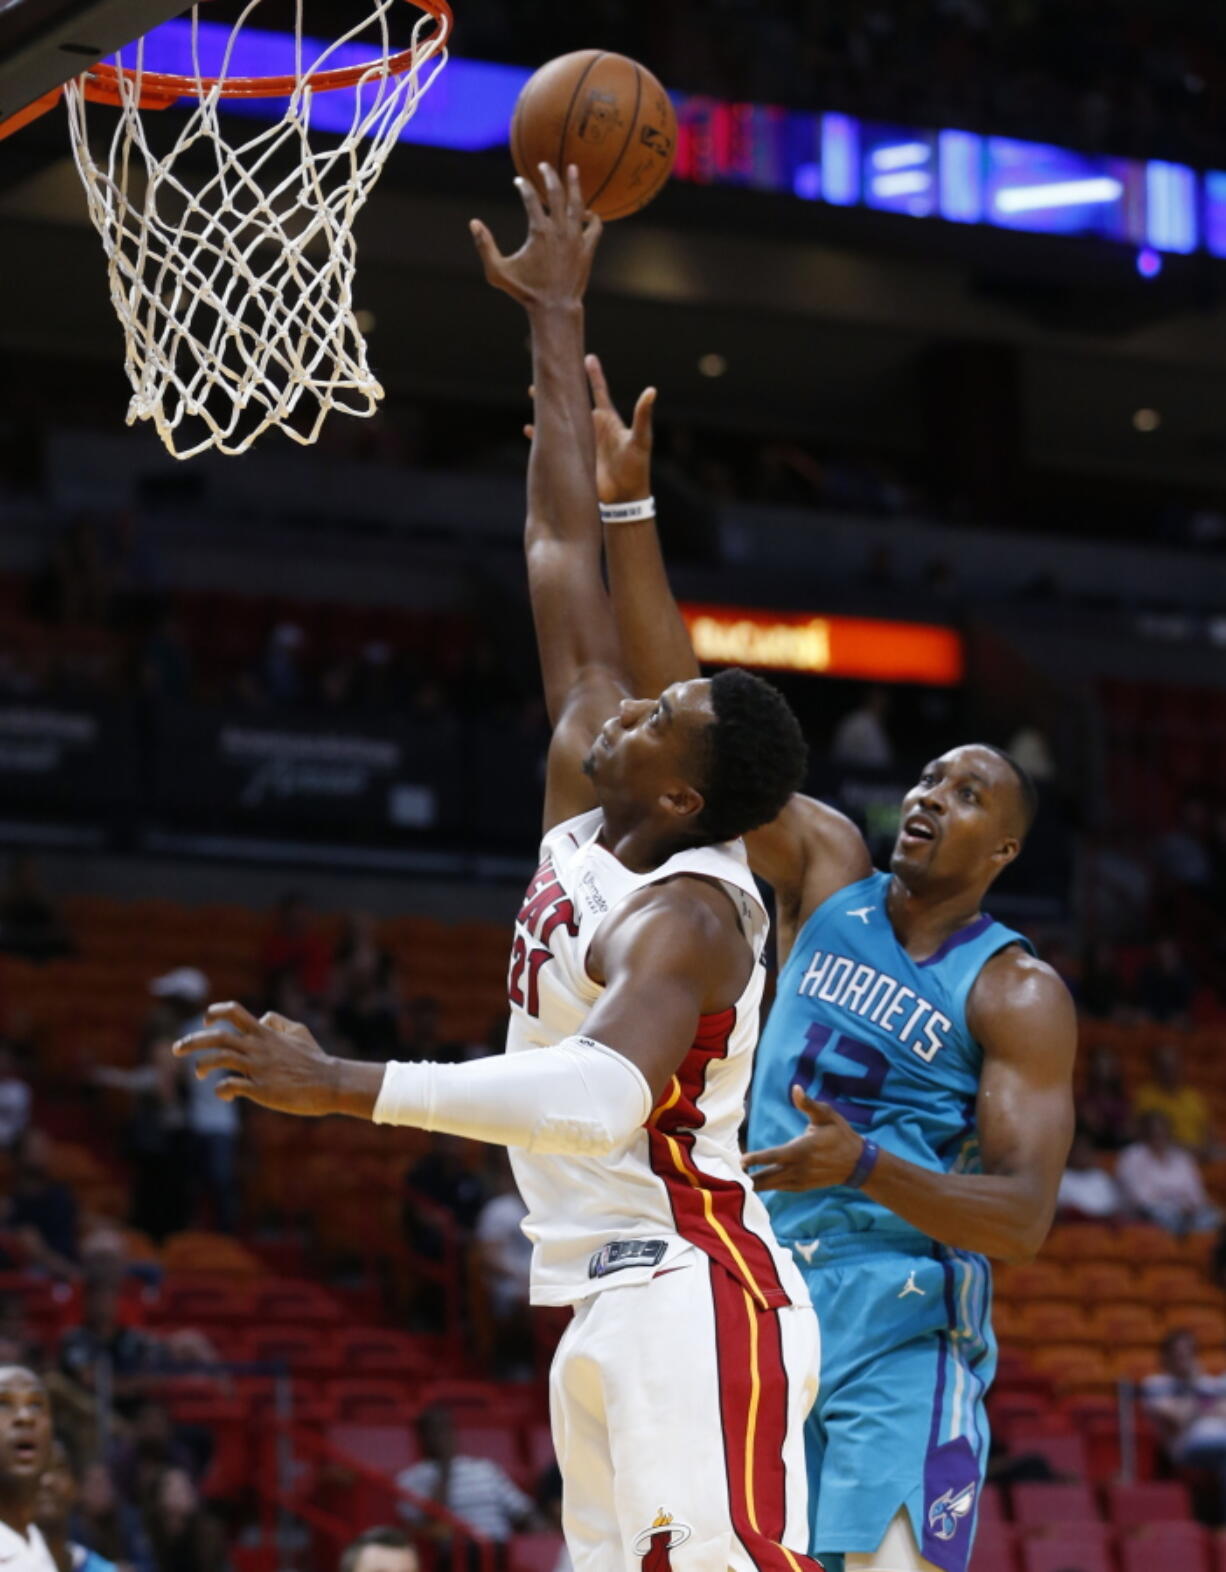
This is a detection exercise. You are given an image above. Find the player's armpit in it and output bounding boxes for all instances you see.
[582,880,753,1101]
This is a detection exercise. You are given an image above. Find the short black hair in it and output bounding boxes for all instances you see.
[984,746,1039,837]
[690,669,809,846]
[340,1528,414,1572]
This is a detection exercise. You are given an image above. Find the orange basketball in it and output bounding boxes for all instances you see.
[511,51,678,221]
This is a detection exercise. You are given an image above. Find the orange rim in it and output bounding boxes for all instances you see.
[82,0,452,109]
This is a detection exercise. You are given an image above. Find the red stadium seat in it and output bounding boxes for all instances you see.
[327,1423,418,1477]
[510,1534,566,1572]
[1119,1522,1210,1572]
[1021,1539,1111,1572]
[1104,1480,1194,1527]
[1004,1431,1088,1480]
[970,1519,1018,1572]
[1010,1483,1099,1527]
[326,1379,416,1423]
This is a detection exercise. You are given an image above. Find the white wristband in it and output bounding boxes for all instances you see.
[599,497,656,523]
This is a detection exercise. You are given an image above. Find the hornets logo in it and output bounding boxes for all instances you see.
[927,1482,976,1541]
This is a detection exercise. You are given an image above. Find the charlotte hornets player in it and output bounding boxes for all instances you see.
[588,357,1077,1572]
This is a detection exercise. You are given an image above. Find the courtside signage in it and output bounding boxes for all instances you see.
[681,605,964,685]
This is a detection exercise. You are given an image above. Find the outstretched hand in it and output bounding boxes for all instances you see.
[586,354,656,505]
[743,1085,866,1192]
[471,163,602,310]
[172,1002,336,1117]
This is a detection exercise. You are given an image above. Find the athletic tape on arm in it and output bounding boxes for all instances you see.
[372,1035,653,1155]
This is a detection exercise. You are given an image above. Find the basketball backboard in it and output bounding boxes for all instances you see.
[0,0,189,133]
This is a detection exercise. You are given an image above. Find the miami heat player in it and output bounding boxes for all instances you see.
[176,167,823,1572]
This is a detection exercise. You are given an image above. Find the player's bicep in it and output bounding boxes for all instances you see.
[973,958,1077,1229]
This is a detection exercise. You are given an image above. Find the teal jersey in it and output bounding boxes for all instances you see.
[749,870,1033,1254]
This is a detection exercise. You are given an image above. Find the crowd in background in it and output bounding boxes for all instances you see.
[462,0,1226,166]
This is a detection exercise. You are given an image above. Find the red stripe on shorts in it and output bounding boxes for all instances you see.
[710,1263,823,1572]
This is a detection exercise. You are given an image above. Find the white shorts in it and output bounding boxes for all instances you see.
[549,1248,821,1572]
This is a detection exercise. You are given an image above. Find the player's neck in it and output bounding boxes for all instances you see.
[0,1489,34,1538]
[885,875,986,959]
[596,813,682,874]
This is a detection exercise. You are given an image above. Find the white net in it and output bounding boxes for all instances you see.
[63,1,450,460]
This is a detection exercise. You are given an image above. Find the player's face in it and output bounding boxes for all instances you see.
[0,1368,52,1489]
[584,680,716,822]
[891,745,1021,890]
[34,1444,74,1527]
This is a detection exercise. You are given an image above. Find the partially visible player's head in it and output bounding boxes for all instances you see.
[891,744,1037,896]
[582,670,807,852]
[0,1367,52,1512]
[340,1527,420,1572]
[33,1437,76,1539]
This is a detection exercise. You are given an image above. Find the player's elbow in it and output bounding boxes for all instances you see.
[992,1210,1056,1267]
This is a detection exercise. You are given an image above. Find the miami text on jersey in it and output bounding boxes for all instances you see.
[794,948,954,1063]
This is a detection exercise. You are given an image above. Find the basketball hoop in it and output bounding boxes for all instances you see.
[57,1,453,459]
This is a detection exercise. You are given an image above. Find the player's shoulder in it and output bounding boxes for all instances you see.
[969,946,1077,1040]
[597,870,745,970]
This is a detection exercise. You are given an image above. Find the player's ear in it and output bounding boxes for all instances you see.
[991,835,1020,869]
[661,783,704,825]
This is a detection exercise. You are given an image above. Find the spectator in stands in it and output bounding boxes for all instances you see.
[140,1468,227,1572]
[1136,939,1197,1025]
[259,622,307,706]
[1056,1129,1124,1221]
[1076,1043,1134,1151]
[395,1405,539,1570]
[830,686,894,768]
[71,1463,149,1572]
[0,1365,55,1572]
[94,1025,191,1245]
[110,1403,204,1514]
[1135,1041,1213,1158]
[58,1279,155,1420]
[260,894,331,1001]
[1156,799,1213,895]
[0,1301,40,1370]
[1117,1112,1221,1235]
[152,970,240,1234]
[338,1527,419,1572]
[139,611,192,701]
[4,1130,79,1279]
[0,857,74,964]
[402,996,449,1063]
[0,1042,32,1150]
[1142,1328,1226,1526]
[474,1156,534,1378]
[331,914,402,1062]
[35,1439,117,1572]
[405,1135,487,1237]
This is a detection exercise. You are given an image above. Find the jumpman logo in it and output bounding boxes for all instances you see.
[846,906,876,924]
[794,1241,820,1265]
[899,1270,926,1298]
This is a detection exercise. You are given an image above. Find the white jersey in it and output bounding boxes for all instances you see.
[0,1521,57,1572]
[506,808,809,1311]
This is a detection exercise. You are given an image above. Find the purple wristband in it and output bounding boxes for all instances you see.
[845,1138,879,1189]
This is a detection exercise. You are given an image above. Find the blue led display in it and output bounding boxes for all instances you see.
[127,19,1219,260]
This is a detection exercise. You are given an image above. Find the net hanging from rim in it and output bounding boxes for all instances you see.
[63,0,453,460]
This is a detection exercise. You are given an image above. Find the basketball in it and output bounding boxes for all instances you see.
[511,51,678,221]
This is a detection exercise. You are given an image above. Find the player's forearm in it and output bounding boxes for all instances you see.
[862,1148,1056,1264]
[604,516,701,694]
[527,302,601,550]
[323,1058,388,1120]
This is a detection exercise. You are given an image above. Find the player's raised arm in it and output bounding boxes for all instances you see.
[471,165,627,828]
[745,948,1077,1263]
[591,356,871,948]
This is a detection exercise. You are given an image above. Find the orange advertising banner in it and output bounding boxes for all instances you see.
[680,604,965,686]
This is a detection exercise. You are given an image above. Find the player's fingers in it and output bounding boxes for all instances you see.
[172,1027,240,1058]
[631,387,657,445]
[742,1145,787,1170]
[582,210,604,257]
[189,1050,247,1080]
[216,1076,254,1103]
[259,1011,313,1042]
[565,162,584,223]
[204,1000,257,1033]
[748,1166,790,1192]
[792,1085,834,1122]
[469,219,505,277]
[536,164,562,218]
[585,355,619,417]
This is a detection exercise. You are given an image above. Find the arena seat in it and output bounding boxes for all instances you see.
[1010,1483,1099,1527]
[327,1423,417,1477]
[1004,1431,1089,1480]
[337,1328,435,1376]
[1020,1538,1111,1572]
[1074,1262,1139,1303]
[509,1534,566,1572]
[1086,1304,1162,1345]
[969,1519,1017,1572]
[1104,1480,1194,1527]
[325,1379,416,1422]
[1119,1522,1210,1572]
